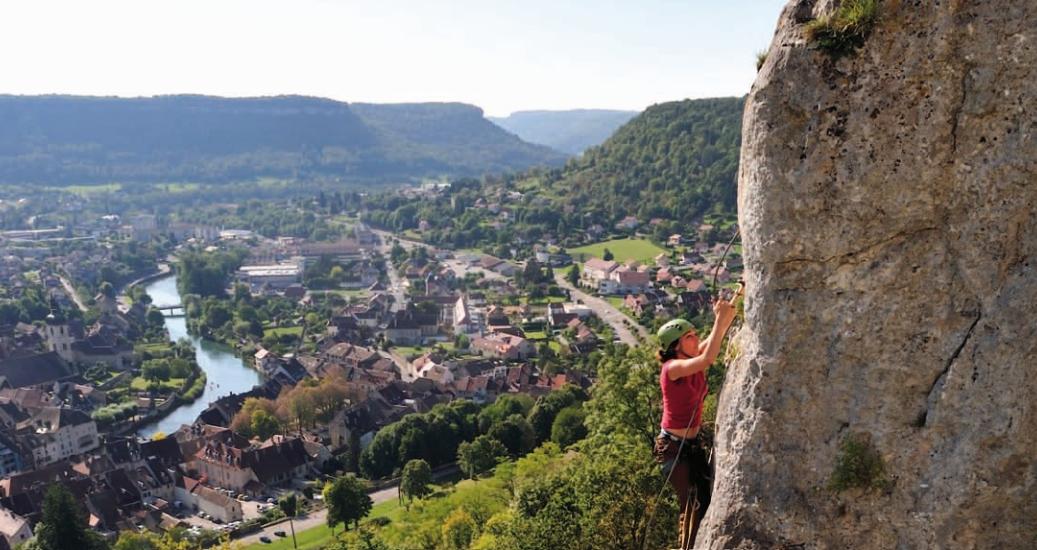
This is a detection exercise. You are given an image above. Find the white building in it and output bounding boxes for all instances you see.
[21,407,99,467]
[418,361,455,385]
[175,479,243,524]
[0,508,32,549]
[236,259,304,292]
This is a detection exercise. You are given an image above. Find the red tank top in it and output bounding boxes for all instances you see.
[660,360,708,432]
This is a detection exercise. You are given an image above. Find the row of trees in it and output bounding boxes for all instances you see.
[359,386,589,480]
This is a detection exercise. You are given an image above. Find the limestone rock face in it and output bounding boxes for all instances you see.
[699,1,1037,548]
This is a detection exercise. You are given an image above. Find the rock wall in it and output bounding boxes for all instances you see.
[700,1,1037,548]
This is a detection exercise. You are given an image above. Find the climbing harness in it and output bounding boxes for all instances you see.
[641,227,741,550]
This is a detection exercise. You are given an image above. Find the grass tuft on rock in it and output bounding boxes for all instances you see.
[804,0,880,58]
[829,432,889,492]
[755,50,769,71]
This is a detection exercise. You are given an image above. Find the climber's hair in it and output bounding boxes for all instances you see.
[657,341,681,363]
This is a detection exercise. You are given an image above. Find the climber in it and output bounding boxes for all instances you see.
[653,285,740,549]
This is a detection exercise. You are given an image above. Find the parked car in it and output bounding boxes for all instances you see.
[260,536,272,544]
[274,531,287,538]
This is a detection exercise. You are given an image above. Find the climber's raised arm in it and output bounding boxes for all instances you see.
[666,299,736,380]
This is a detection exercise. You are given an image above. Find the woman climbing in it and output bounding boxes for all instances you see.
[653,286,739,549]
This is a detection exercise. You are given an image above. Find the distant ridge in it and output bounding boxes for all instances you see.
[0,94,566,185]
[490,109,638,155]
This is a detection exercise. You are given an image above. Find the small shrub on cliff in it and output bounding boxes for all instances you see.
[804,0,879,58]
[830,432,889,492]
[755,50,769,71]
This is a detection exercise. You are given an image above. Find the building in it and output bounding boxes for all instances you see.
[0,352,72,389]
[176,478,243,523]
[235,261,303,292]
[601,267,652,295]
[19,407,99,467]
[0,508,32,548]
[581,258,618,291]
[471,332,535,361]
[0,433,25,476]
[615,216,640,231]
[453,295,483,335]
[189,437,311,496]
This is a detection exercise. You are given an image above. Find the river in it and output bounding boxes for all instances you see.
[136,274,262,438]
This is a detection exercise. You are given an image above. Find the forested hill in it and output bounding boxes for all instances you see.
[357,96,744,250]
[489,109,638,155]
[0,95,566,184]
[537,96,744,226]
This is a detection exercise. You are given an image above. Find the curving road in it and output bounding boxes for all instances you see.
[553,273,648,347]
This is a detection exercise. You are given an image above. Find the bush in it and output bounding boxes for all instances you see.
[830,432,889,492]
[181,372,207,401]
[755,50,768,71]
[804,0,879,58]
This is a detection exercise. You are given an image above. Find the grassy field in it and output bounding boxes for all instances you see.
[130,377,185,391]
[244,491,405,550]
[567,238,665,264]
[524,295,567,305]
[135,342,173,355]
[263,326,304,338]
[56,183,123,194]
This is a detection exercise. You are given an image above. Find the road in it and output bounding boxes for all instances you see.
[58,276,88,312]
[554,273,648,346]
[371,230,410,312]
[441,258,506,281]
[117,262,171,312]
[237,466,459,546]
[379,349,415,382]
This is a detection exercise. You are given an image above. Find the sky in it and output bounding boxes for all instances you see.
[0,0,787,117]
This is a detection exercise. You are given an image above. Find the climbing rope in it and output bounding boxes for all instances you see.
[641,227,741,550]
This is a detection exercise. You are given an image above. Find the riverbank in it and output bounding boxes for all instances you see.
[136,274,262,438]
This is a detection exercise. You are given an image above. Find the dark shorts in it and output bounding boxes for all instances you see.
[653,430,713,512]
[653,431,710,476]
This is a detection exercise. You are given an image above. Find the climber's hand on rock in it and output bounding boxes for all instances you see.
[713,297,736,321]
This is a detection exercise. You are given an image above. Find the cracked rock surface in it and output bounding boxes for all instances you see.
[699,1,1037,548]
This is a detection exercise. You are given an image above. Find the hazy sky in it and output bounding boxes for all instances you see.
[1,0,787,117]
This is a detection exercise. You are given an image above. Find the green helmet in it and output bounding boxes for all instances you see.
[657,318,693,350]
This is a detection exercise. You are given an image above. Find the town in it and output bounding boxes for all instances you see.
[0,184,741,548]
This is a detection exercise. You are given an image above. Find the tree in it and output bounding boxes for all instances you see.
[486,414,536,456]
[400,459,433,509]
[113,531,193,550]
[146,307,166,327]
[442,509,477,550]
[457,435,507,479]
[551,406,588,448]
[527,385,587,444]
[251,409,282,440]
[34,484,106,550]
[99,281,115,299]
[201,301,233,332]
[566,264,580,286]
[279,493,299,549]
[324,475,372,533]
[602,248,614,261]
[477,394,533,433]
[141,359,171,382]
